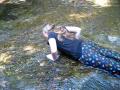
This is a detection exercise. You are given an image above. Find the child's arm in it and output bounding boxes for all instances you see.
[65,26,81,39]
[46,38,59,61]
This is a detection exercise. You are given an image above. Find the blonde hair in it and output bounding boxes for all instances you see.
[42,24,76,41]
[52,26,76,41]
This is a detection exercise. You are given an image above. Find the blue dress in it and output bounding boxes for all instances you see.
[48,32,120,75]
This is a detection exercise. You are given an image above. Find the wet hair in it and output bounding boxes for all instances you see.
[42,24,76,41]
[52,26,76,41]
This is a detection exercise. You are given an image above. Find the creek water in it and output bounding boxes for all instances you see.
[0,0,120,90]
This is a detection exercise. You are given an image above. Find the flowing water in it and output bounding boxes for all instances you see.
[0,0,120,90]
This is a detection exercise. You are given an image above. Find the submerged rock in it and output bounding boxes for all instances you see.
[96,34,120,46]
[96,34,108,42]
[59,72,120,90]
[0,31,10,42]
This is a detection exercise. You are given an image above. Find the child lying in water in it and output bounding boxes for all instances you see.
[42,24,120,75]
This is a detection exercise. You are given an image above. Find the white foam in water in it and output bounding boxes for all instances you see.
[108,36,118,42]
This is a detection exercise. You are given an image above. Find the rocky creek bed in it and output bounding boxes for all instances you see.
[0,0,120,90]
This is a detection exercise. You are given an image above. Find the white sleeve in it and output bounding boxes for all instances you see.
[65,26,81,39]
[47,38,59,61]
[48,38,57,53]
[65,26,81,33]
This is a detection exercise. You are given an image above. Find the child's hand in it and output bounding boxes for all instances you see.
[43,24,54,32]
[46,54,55,61]
[46,54,59,61]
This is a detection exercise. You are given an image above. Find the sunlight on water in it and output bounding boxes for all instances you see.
[69,13,90,19]
[0,52,12,64]
[87,0,111,7]
[23,45,37,55]
[0,66,5,71]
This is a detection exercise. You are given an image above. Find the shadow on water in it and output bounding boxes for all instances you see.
[0,4,18,21]
[0,0,120,90]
